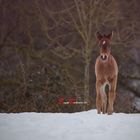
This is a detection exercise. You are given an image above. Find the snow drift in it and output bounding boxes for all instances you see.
[0,110,140,140]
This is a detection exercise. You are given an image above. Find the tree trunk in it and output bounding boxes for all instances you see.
[84,60,90,109]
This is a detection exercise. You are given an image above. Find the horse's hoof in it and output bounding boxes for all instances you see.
[97,110,101,114]
[107,112,113,115]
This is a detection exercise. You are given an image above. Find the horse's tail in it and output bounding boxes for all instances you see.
[100,82,109,113]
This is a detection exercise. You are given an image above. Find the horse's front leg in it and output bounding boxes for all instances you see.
[108,76,117,115]
[96,80,102,114]
[96,79,107,114]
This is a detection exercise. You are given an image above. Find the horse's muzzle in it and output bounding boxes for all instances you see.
[100,54,108,60]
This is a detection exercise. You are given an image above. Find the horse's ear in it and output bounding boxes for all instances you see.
[106,32,113,39]
[97,32,103,40]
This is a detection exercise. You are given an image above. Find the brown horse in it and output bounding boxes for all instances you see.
[95,32,118,115]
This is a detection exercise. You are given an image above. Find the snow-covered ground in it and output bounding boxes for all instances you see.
[0,110,140,140]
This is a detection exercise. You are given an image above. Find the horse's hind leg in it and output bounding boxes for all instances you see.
[108,76,117,115]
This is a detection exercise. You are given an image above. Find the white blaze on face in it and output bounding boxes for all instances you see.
[102,40,106,45]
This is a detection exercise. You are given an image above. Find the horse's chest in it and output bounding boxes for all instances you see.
[95,59,116,79]
[98,63,112,75]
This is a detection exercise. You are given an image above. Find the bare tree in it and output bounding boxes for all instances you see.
[34,0,121,109]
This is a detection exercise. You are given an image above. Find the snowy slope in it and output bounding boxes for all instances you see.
[0,110,140,140]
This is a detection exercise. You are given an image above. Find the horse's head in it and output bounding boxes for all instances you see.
[97,32,112,61]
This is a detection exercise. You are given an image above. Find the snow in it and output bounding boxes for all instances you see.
[0,110,140,140]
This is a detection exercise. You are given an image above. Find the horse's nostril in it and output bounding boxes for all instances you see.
[101,55,107,60]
